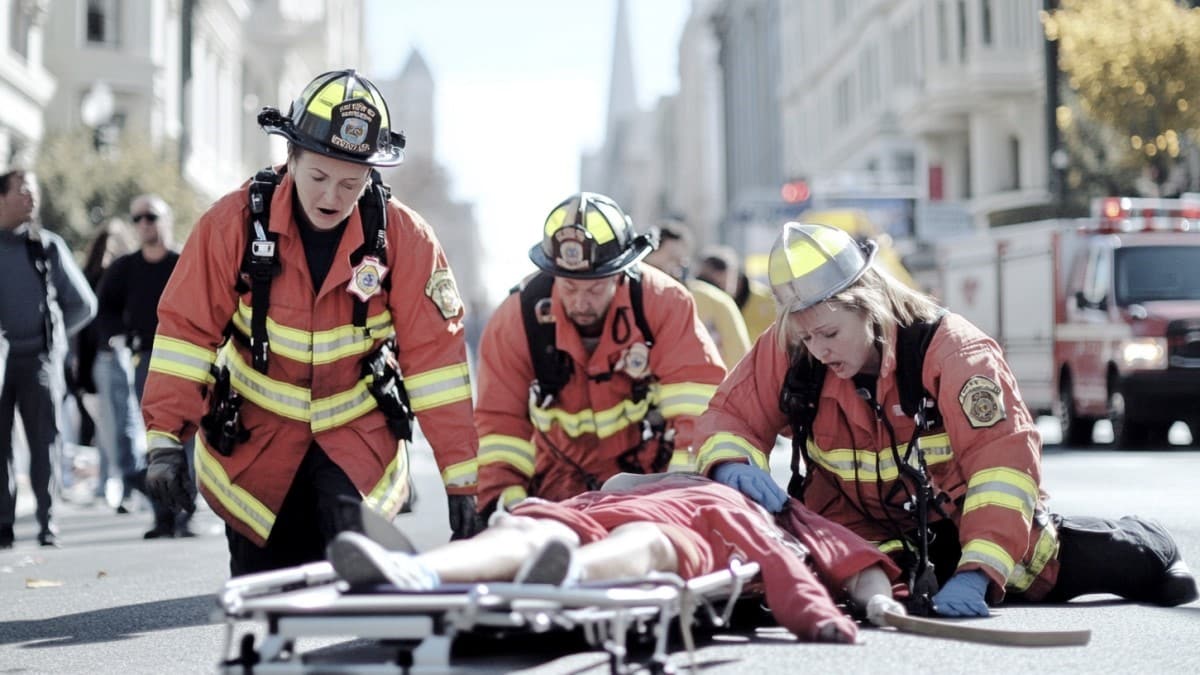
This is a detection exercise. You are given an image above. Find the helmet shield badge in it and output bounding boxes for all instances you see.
[529,192,657,280]
[259,69,405,167]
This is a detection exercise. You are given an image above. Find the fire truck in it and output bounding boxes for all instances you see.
[934,196,1200,446]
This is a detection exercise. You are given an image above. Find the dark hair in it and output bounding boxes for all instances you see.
[699,244,738,273]
[0,169,27,195]
[82,230,111,282]
[654,219,692,245]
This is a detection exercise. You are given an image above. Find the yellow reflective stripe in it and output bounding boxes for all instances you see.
[226,346,312,421]
[148,335,217,384]
[312,315,393,365]
[963,467,1038,524]
[960,538,1015,581]
[231,301,312,363]
[877,539,906,555]
[146,430,181,450]
[479,434,536,476]
[225,345,377,429]
[442,458,478,488]
[696,432,770,472]
[654,382,718,418]
[528,396,651,439]
[195,433,274,540]
[806,433,953,482]
[232,300,393,365]
[365,446,409,515]
[667,450,696,472]
[406,363,472,412]
[310,378,377,432]
[501,486,528,508]
[1007,517,1060,592]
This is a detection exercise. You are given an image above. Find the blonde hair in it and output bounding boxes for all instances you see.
[776,266,942,364]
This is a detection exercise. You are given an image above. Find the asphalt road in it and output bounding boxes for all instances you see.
[3,422,1199,674]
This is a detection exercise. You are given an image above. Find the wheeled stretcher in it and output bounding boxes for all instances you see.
[216,558,762,674]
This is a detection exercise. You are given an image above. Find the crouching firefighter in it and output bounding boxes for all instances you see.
[695,222,1198,617]
[474,192,728,516]
[142,69,483,577]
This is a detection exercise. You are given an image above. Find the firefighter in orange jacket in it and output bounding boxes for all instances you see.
[695,222,1197,616]
[142,70,481,575]
[475,193,727,513]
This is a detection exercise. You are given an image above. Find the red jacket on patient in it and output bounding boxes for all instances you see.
[512,474,899,642]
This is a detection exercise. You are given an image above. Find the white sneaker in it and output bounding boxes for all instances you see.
[327,531,436,590]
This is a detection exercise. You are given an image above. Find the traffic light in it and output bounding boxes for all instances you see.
[781,179,810,203]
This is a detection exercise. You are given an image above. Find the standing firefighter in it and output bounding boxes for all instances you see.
[474,193,727,514]
[695,222,1197,616]
[142,70,481,575]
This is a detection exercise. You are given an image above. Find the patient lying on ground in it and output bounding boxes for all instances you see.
[328,473,905,643]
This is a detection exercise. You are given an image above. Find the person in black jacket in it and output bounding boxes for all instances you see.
[0,169,97,548]
[97,194,194,538]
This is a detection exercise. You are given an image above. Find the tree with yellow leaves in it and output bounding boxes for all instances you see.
[1045,0,1200,195]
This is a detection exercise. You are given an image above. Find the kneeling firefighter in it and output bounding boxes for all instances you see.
[142,70,483,576]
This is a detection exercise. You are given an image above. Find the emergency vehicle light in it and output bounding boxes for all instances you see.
[1089,196,1200,233]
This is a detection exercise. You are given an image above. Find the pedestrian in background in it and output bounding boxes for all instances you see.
[0,168,97,548]
[77,218,140,511]
[697,245,777,340]
[644,219,751,368]
[98,195,194,537]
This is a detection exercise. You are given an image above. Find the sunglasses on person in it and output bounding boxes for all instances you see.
[132,212,160,224]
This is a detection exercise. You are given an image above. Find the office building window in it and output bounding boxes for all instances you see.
[981,0,993,46]
[87,0,120,46]
[937,1,948,63]
[9,0,32,59]
[1008,136,1021,190]
[957,0,968,62]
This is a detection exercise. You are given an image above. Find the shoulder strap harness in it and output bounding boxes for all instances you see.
[779,311,949,615]
[517,268,654,408]
[236,166,393,373]
[778,313,946,498]
[514,267,663,484]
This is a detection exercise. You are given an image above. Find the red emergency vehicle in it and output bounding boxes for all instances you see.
[935,196,1200,446]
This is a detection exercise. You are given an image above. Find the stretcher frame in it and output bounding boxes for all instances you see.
[216,558,762,674]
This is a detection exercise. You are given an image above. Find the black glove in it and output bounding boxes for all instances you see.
[447,494,485,540]
[145,444,192,514]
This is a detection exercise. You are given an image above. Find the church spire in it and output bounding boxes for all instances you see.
[605,0,638,143]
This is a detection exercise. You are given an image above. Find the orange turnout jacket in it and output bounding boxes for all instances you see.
[695,313,1060,602]
[475,264,726,510]
[142,172,478,545]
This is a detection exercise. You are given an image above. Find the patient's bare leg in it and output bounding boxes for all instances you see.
[420,514,581,583]
[574,521,679,582]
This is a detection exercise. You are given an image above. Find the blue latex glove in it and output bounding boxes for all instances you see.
[711,463,788,512]
[932,570,991,617]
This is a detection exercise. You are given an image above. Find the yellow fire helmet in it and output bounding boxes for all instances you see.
[529,192,657,279]
[768,222,878,313]
[258,69,405,167]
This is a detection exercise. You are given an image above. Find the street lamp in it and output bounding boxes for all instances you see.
[1051,147,1070,214]
[80,81,116,151]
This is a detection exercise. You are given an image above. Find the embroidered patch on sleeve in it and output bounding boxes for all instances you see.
[425,268,464,319]
[958,374,1006,428]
